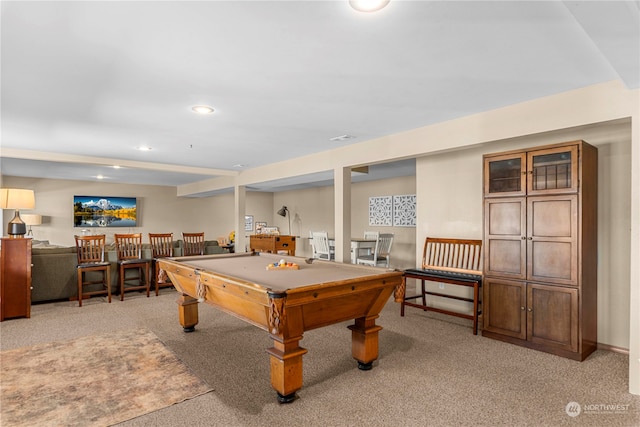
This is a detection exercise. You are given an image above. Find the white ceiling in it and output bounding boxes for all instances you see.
[1,1,638,193]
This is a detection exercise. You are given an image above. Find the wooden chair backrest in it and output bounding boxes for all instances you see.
[182,232,205,256]
[115,233,143,261]
[149,233,174,258]
[422,237,482,274]
[75,235,106,264]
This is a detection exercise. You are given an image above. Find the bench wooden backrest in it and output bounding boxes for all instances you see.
[422,237,482,275]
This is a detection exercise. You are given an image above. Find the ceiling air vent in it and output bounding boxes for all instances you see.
[329,134,355,142]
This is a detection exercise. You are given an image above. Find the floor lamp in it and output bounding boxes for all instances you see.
[277,206,290,235]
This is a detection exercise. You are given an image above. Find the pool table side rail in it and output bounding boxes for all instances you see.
[158,256,404,335]
[159,257,274,332]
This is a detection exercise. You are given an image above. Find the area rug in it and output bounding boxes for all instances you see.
[0,329,212,427]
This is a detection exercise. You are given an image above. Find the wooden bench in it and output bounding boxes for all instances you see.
[395,237,483,335]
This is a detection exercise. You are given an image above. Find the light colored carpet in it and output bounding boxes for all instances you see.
[1,292,638,426]
[0,328,211,427]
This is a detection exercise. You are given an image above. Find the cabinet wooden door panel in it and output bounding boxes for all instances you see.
[528,283,578,352]
[484,198,526,279]
[488,240,523,276]
[484,279,526,339]
[527,195,578,285]
[530,242,573,281]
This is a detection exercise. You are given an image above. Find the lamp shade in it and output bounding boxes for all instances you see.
[21,214,42,226]
[277,206,288,217]
[0,188,35,209]
[1,188,35,237]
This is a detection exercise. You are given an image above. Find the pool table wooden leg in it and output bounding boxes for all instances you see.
[348,315,383,370]
[266,335,308,403]
[177,293,199,332]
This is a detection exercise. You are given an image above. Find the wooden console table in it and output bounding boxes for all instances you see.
[249,235,296,256]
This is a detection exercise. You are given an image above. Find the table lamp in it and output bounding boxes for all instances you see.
[0,188,36,237]
[21,214,42,237]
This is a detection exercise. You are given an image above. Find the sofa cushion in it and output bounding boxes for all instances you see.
[32,246,77,255]
[31,247,78,302]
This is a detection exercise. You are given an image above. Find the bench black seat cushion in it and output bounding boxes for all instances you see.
[404,268,482,284]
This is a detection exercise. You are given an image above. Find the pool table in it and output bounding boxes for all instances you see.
[158,251,403,403]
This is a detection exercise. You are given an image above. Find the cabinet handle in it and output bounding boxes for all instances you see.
[521,236,526,240]
[520,306,525,310]
[528,308,533,312]
[528,237,533,240]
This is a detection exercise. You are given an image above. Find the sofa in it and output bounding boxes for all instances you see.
[30,240,226,303]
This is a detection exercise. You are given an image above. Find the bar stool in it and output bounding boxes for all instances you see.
[114,233,151,301]
[149,232,174,296]
[182,232,205,256]
[74,234,111,307]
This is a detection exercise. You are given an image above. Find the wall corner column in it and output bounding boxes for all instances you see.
[629,108,640,395]
[235,185,247,253]
[334,167,351,263]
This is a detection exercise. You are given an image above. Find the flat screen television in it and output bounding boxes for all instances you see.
[73,195,137,227]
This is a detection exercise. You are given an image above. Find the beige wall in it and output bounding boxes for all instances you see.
[1,175,417,271]
[0,178,274,249]
[2,80,638,393]
[417,135,631,351]
[271,176,417,269]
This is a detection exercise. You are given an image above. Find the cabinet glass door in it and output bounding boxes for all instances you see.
[527,145,578,194]
[484,153,526,196]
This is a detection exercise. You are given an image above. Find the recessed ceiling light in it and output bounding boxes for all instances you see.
[137,146,152,151]
[349,0,390,13]
[192,105,215,114]
[112,165,121,169]
[329,134,356,142]
[233,164,246,168]
[96,175,104,180]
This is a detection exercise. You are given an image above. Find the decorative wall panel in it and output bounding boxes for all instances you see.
[369,196,393,226]
[393,195,416,227]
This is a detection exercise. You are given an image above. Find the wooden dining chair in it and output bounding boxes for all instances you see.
[182,232,205,256]
[149,232,174,296]
[356,233,394,268]
[74,234,111,307]
[114,233,151,300]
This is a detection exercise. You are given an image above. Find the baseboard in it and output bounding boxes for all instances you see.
[597,342,629,355]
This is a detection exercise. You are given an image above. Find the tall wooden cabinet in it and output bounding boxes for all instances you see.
[0,237,32,321]
[482,141,597,361]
